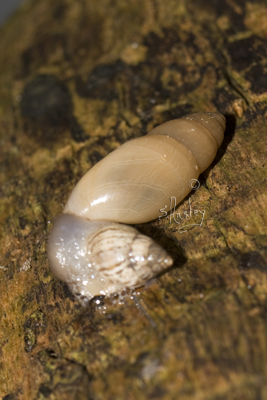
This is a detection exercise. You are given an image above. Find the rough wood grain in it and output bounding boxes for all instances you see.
[0,0,267,399]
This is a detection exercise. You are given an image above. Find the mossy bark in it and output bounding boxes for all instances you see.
[1,0,267,399]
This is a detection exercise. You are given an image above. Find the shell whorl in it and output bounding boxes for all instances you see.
[48,112,226,302]
[147,112,225,172]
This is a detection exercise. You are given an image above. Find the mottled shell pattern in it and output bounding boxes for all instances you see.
[47,112,225,303]
[48,214,172,300]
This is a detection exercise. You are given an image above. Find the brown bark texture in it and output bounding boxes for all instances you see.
[0,0,267,399]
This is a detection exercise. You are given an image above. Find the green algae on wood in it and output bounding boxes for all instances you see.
[0,0,267,398]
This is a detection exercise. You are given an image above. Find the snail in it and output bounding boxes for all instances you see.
[47,112,225,303]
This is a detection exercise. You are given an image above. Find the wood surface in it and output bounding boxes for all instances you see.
[0,0,267,398]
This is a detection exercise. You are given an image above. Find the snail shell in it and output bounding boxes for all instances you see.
[48,214,172,300]
[48,112,225,303]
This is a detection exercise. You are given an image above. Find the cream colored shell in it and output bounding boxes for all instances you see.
[48,112,226,302]
[64,112,225,224]
[64,135,199,224]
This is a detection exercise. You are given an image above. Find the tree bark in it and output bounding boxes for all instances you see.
[1,0,267,398]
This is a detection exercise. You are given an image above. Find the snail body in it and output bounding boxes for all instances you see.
[48,112,225,303]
